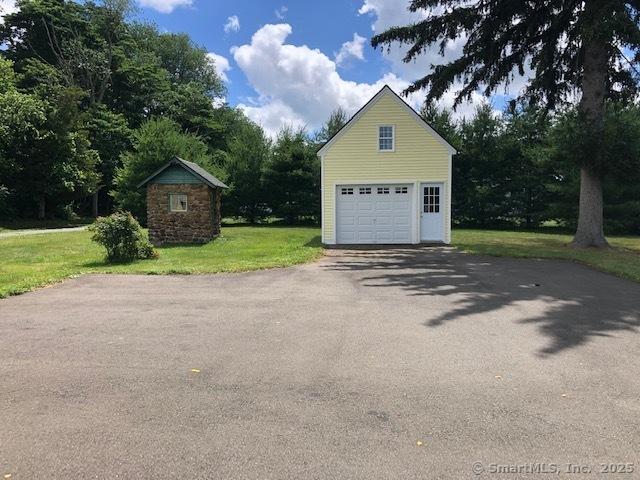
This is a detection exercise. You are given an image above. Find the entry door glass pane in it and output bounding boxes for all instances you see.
[423,186,440,213]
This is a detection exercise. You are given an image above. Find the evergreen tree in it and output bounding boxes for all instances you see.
[419,101,460,149]
[372,0,640,247]
[315,108,348,144]
[453,104,506,226]
[263,127,319,224]
[501,102,553,228]
[223,118,271,223]
[548,103,640,234]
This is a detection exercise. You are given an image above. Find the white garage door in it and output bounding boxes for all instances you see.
[336,184,413,244]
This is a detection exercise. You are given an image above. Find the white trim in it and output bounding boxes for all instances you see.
[447,153,453,244]
[320,155,325,244]
[419,182,446,243]
[332,183,337,245]
[413,180,420,243]
[377,124,395,152]
[317,85,457,156]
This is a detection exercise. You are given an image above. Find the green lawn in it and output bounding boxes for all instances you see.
[1,226,639,299]
[454,229,640,283]
[0,226,323,298]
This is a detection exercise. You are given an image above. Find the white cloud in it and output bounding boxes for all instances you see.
[137,0,192,14]
[359,0,458,80]
[0,0,17,23]
[224,15,240,34]
[207,52,231,82]
[335,33,367,66]
[275,6,288,20]
[232,23,421,137]
[358,0,519,116]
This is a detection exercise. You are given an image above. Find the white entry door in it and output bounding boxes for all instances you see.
[336,184,413,244]
[420,183,445,242]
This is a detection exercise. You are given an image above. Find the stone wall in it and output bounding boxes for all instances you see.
[147,183,221,246]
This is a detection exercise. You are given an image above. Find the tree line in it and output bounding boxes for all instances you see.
[1,0,639,235]
[0,0,327,226]
[422,101,640,234]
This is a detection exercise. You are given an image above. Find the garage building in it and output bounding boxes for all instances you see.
[318,85,457,245]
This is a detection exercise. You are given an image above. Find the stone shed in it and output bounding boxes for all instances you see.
[138,157,228,246]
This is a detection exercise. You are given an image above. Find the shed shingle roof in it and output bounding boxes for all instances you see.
[137,156,228,189]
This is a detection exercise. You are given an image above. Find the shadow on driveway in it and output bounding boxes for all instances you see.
[324,247,640,356]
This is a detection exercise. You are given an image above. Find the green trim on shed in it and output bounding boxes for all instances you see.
[152,166,203,185]
[137,157,228,190]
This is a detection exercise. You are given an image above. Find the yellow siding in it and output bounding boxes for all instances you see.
[321,92,451,244]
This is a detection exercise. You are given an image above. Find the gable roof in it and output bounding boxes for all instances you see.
[317,85,457,156]
[137,156,228,189]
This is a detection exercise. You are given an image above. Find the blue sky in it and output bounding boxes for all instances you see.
[137,1,386,101]
[128,0,510,135]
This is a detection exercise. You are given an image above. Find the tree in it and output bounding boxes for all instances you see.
[371,0,640,247]
[1,0,133,106]
[263,127,319,224]
[0,58,48,219]
[452,104,507,226]
[223,117,271,223]
[113,117,223,222]
[83,105,132,215]
[419,101,460,149]
[0,58,100,219]
[315,108,348,144]
[1,0,233,220]
[501,102,554,228]
[547,102,640,233]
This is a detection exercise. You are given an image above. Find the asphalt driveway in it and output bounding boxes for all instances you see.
[1,248,639,479]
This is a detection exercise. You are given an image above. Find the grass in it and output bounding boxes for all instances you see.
[454,229,640,283]
[1,225,638,299]
[0,226,323,298]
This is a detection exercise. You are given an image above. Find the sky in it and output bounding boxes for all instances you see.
[1,0,520,136]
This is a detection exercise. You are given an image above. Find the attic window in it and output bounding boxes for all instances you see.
[378,125,394,151]
[169,194,188,212]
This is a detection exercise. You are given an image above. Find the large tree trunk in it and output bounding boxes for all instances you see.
[573,166,607,247]
[571,16,609,248]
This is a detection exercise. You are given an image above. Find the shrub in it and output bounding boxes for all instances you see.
[89,212,157,263]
